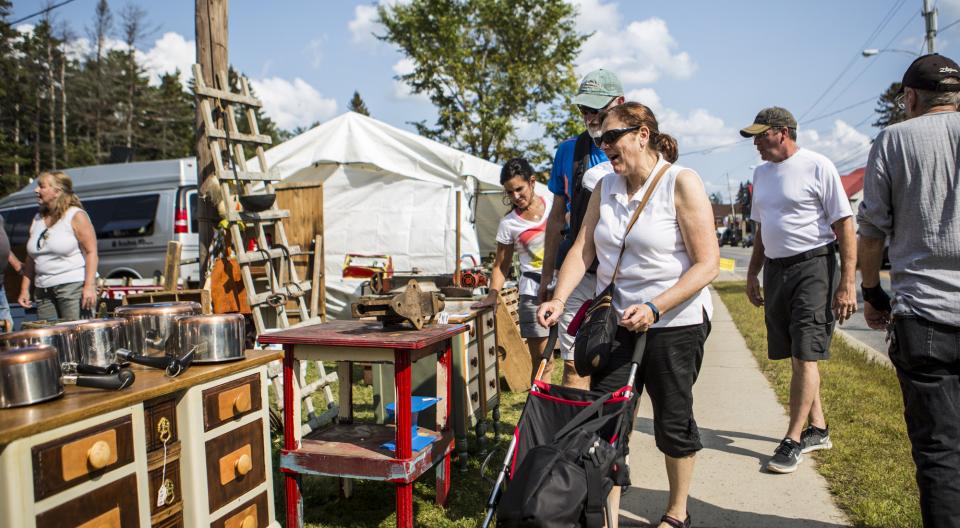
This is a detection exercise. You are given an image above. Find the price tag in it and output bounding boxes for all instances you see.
[437,312,450,324]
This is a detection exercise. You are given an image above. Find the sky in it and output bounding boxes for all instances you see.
[11,0,960,198]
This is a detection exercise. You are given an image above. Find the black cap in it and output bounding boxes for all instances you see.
[901,53,960,93]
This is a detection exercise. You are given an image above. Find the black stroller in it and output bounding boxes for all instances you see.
[481,325,645,528]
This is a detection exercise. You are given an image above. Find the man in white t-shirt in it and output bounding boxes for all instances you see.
[740,107,857,474]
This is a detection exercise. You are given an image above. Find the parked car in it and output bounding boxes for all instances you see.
[719,228,741,247]
[741,232,754,248]
[0,158,201,289]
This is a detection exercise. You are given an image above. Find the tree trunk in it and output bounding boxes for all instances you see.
[34,95,41,176]
[195,0,229,275]
[13,104,20,177]
[48,38,57,169]
[61,43,68,166]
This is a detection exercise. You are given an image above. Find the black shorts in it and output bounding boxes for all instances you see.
[763,246,837,361]
[591,318,711,458]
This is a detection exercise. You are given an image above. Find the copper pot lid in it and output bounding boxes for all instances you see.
[177,313,244,328]
[0,344,57,367]
[0,326,74,343]
[72,318,127,330]
[114,302,201,316]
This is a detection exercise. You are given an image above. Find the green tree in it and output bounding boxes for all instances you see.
[874,82,907,129]
[377,0,583,163]
[348,90,370,116]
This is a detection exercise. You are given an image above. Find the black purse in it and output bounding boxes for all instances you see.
[573,163,671,376]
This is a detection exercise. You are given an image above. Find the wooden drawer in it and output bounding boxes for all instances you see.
[203,373,262,431]
[467,376,482,414]
[32,416,135,500]
[205,418,266,512]
[148,455,182,518]
[483,363,499,400]
[36,472,139,528]
[154,511,183,528]
[211,490,269,528]
[145,395,179,452]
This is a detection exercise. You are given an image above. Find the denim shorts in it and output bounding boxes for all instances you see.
[518,294,549,339]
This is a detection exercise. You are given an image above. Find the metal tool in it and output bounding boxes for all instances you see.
[351,279,446,329]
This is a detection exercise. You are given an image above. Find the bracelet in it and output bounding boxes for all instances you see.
[861,283,891,312]
[554,297,567,307]
[644,301,661,323]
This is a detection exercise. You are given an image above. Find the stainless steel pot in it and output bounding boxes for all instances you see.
[177,314,245,363]
[0,326,79,365]
[0,345,135,408]
[114,302,201,357]
[72,318,129,367]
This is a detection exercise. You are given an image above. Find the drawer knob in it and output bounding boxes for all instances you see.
[87,440,112,470]
[233,391,252,414]
[240,515,257,528]
[471,391,479,402]
[470,357,478,367]
[235,453,253,477]
[489,380,496,389]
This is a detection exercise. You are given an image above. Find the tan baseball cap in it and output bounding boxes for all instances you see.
[740,107,798,138]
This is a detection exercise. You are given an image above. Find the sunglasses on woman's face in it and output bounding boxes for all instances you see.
[594,126,641,148]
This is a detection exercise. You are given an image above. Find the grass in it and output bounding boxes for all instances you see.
[269,359,563,527]
[713,281,920,528]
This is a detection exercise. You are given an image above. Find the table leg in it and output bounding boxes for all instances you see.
[436,341,452,505]
[283,345,302,528]
[395,348,413,528]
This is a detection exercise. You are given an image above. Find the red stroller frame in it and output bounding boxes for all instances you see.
[481,325,645,527]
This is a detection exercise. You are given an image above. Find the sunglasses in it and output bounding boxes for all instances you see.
[36,228,49,251]
[595,126,641,148]
[577,104,603,116]
[894,92,906,110]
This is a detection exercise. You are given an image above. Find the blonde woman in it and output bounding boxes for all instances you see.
[18,172,98,321]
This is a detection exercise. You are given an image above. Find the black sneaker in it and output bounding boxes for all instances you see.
[800,425,833,453]
[767,438,803,474]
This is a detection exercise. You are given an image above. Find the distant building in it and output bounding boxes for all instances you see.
[712,203,734,227]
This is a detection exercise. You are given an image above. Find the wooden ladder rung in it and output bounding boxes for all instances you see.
[207,128,272,145]
[237,245,303,264]
[222,169,282,182]
[229,209,290,222]
[194,85,263,107]
[249,280,313,306]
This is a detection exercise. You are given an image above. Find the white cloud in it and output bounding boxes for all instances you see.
[798,119,872,170]
[391,58,430,102]
[305,38,325,69]
[249,77,337,130]
[624,88,736,153]
[140,32,195,86]
[349,4,381,46]
[576,13,695,84]
[625,88,662,112]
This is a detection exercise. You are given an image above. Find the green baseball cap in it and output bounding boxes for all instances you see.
[573,69,624,109]
[739,107,798,137]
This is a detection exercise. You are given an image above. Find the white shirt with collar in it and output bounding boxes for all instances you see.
[593,156,713,328]
[750,148,852,259]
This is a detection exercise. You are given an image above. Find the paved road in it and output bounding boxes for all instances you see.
[717,245,891,360]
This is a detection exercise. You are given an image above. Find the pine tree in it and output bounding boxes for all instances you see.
[348,91,370,116]
[873,82,907,129]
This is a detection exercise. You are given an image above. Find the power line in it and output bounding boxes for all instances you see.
[798,0,909,121]
[800,96,877,126]
[683,138,753,156]
[5,0,80,27]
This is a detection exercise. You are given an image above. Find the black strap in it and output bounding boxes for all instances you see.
[558,132,599,272]
[552,390,627,442]
[583,460,605,528]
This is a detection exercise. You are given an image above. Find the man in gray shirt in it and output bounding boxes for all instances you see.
[858,53,960,528]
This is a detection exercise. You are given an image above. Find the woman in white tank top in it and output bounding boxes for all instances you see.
[18,171,99,322]
[537,102,719,528]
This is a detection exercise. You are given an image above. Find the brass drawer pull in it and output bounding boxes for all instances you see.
[157,417,172,444]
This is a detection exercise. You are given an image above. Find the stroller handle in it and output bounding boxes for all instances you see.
[533,323,560,384]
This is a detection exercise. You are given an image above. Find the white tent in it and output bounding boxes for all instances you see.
[262,111,548,318]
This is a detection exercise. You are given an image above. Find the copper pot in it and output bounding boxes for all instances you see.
[0,325,79,365]
[114,302,201,357]
[177,314,245,364]
[0,345,135,408]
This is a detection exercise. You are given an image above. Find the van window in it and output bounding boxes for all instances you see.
[188,190,198,233]
[0,207,37,245]
[84,194,160,239]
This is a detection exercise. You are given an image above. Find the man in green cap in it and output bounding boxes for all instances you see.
[740,107,857,474]
[538,69,624,389]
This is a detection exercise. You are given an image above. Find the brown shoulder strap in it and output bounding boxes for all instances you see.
[610,163,672,282]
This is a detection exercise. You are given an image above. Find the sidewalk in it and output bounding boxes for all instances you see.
[618,289,850,527]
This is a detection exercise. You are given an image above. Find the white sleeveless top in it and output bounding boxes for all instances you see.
[27,207,87,288]
[593,155,713,328]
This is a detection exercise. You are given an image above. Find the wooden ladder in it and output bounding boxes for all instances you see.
[193,65,337,430]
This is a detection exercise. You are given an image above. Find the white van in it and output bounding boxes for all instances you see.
[0,158,201,284]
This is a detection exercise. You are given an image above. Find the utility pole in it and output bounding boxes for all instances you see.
[195,0,228,278]
[725,172,737,218]
[923,0,937,53]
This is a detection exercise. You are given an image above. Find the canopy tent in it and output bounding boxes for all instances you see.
[261,111,549,318]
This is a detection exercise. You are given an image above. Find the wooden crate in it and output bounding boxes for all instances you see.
[122,289,212,314]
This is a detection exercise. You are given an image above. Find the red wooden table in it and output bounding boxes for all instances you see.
[259,320,467,528]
